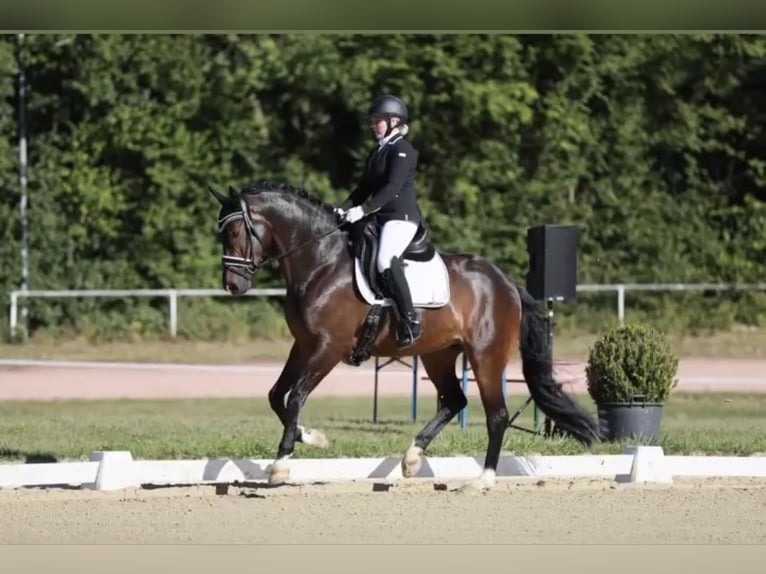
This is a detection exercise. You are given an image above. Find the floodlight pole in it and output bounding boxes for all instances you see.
[16,33,29,339]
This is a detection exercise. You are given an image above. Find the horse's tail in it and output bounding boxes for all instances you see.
[517,286,601,447]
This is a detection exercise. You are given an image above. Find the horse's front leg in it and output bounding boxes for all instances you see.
[268,342,330,451]
[268,345,341,485]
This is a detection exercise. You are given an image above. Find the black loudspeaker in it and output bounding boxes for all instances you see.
[526,224,578,302]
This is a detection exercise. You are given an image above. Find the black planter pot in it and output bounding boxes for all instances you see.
[597,396,664,443]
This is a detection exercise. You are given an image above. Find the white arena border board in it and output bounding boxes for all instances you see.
[1,447,766,491]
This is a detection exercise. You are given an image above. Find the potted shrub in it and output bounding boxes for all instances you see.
[585,323,679,443]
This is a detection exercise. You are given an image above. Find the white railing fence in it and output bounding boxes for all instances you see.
[577,282,766,328]
[7,283,766,339]
[7,288,285,339]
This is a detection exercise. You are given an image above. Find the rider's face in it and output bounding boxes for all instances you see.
[369,115,393,140]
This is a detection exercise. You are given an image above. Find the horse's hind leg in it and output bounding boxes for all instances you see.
[460,343,512,491]
[401,344,467,478]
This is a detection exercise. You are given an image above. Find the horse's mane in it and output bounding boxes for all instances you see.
[240,180,336,218]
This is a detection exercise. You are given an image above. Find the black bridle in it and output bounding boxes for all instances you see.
[218,194,341,278]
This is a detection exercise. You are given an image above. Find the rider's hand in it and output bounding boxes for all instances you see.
[333,207,346,223]
[343,205,365,224]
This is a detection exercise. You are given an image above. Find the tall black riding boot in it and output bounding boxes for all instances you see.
[381,258,421,346]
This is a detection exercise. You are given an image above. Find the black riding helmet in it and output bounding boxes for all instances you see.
[368,94,409,123]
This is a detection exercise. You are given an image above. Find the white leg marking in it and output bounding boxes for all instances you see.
[479,468,496,487]
[268,454,291,485]
[298,425,329,449]
[456,468,496,494]
[402,441,424,478]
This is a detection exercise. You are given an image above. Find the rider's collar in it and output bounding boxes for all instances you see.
[377,128,402,148]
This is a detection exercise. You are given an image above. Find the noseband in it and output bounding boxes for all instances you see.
[218,195,341,278]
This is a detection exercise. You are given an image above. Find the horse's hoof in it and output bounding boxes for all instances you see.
[299,426,329,450]
[268,459,290,486]
[460,482,488,495]
[456,480,491,495]
[456,470,496,494]
[401,443,423,478]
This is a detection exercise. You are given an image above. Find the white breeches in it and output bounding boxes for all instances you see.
[376,220,419,273]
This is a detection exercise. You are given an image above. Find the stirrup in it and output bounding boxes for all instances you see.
[396,319,421,346]
[394,310,421,346]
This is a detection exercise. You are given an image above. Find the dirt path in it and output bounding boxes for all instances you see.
[1,477,766,544]
[1,357,765,401]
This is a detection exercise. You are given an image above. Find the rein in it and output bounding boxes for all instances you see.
[218,195,341,276]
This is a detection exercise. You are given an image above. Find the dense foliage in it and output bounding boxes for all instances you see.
[1,34,764,342]
[585,323,679,403]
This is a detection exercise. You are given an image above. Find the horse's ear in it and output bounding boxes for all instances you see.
[228,185,240,199]
[207,184,228,205]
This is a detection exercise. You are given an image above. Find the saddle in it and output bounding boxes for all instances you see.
[352,218,436,298]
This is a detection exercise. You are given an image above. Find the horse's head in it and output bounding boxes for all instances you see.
[210,184,274,295]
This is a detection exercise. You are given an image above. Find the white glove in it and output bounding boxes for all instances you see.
[333,207,346,221]
[343,205,365,224]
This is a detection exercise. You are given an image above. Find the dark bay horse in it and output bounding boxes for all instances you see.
[211,181,600,490]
